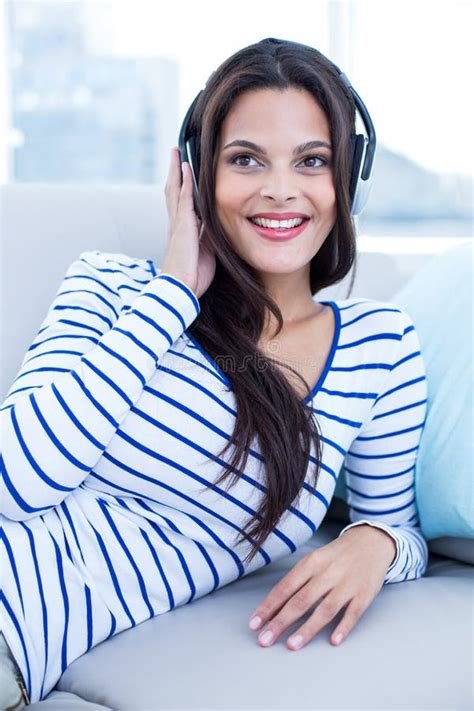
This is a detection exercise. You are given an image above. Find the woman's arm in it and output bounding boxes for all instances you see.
[337,307,429,583]
[0,251,200,521]
[246,308,429,650]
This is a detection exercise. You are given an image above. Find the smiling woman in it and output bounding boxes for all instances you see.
[0,37,428,706]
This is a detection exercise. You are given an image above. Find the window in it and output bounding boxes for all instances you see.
[1,0,471,240]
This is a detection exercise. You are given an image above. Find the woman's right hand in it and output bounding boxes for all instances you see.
[162,146,217,300]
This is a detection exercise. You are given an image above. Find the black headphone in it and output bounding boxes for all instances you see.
[178,38,376,220]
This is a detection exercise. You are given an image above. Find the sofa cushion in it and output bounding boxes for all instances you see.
[27,691,109,710]
[30,518,472,710]
[392,242,473,535]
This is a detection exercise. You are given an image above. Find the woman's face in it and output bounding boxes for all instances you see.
[215,87,336,276]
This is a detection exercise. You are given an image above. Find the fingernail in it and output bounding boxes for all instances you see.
[288,634,303,649]
[249,616,262,630]
[333,633,343,645]
[259,630,273,646]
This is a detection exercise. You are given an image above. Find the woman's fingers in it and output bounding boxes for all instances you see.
[161,147,205,297]
[175,161,194,233]
[180,160,197,215]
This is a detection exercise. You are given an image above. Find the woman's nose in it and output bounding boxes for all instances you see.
[259,173,299,202]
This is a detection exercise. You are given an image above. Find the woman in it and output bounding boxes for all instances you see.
[0,37,429,707]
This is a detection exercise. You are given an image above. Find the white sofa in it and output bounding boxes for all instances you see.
[1,184,473,711]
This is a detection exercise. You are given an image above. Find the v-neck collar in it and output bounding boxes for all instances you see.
[184,300,340,405]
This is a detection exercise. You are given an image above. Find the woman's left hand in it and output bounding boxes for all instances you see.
[248,524,397,650]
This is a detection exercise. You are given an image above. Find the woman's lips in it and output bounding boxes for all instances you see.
[247,218,310,241]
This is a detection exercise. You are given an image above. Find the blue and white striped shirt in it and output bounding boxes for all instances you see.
[0,250,429,702]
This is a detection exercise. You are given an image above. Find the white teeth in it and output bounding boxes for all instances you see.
[250,217,305,229]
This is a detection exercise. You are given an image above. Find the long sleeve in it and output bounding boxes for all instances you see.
[337,307,429,584]
[0,251,200,521]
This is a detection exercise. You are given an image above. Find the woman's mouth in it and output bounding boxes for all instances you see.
[246,217,310,241]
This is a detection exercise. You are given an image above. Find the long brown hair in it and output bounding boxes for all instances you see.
[186,38,358,565]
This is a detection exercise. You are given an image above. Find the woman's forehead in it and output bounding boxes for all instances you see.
[218,89,331,150]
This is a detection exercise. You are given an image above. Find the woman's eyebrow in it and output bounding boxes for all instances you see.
[222,139,332,154]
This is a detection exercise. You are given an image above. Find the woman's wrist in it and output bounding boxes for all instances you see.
[342,523,397,567]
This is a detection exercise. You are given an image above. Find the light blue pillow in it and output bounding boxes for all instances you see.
[334,242,473,542]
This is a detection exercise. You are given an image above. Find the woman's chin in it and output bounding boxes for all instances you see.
[247,258,304,276]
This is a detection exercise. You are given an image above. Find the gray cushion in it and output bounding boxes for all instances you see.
[27,691,110,710]
[31,519,471,711]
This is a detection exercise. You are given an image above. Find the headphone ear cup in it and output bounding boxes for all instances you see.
[183,133,202,219]
[349,134,364,206]
[177,91,203,218]
[179,128,202,219]
[349,134,372,216]
[187,133,199,185]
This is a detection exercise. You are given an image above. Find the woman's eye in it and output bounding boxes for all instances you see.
[229,154,328,168]
[302,155,328,168]
[230,154,259,167]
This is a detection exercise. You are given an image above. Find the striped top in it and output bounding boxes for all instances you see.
[0,250,429,703]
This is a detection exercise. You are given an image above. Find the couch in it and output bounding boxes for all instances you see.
[1,183,473,711]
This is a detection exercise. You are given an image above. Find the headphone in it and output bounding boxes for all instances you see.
[178,38,376,219]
